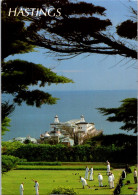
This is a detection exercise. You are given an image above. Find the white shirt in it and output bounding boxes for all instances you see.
[20,184,24,191]
[134,170,137,177]
[80,177,87,185]
[35,182,39,190]
[108,175,113,182]
[98,174,103,181]
[86,167,89,173]
[90,168,93,174]
[111,174,115,181]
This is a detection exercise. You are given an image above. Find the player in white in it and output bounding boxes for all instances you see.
[111,172,115,188]
[85,166,89,179]
[89,167,93,181]
[108,173,113,188]
[98,173,103,187]
[20,182,24,195]
[107,161,110,175]
[32,179,39,195]
[80,176,90,189]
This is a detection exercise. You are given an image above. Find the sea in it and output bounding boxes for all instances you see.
[2,90,137,141]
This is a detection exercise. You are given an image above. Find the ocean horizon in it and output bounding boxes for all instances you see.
[2,89,137,141]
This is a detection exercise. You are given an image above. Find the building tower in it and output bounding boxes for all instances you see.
[54,115,59,123]
[80,115,85,122]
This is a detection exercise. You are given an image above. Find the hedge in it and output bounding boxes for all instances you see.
[17,161,62,165]
[4,144,136,163]
[16,166,107,170]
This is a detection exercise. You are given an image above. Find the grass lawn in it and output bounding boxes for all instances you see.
[120,166,138,195]
[2,169,122,195]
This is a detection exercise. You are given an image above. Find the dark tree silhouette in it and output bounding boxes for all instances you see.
[97,98,137,133]
[1,0,136,135]
[2,0,136,59]
[1,5,73,108]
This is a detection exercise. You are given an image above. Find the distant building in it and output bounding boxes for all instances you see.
[40,115,102,145]
[8,136,37,144]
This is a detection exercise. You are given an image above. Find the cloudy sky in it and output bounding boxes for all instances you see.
[6,0,137,91]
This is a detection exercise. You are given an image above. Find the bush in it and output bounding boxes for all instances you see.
[2,155,20,173]
[86,134,137,147]
[2,141,23,155]
[3,142,137,163]
[50,186,78,195]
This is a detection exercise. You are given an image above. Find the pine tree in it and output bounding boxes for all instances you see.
[97,98,137,133]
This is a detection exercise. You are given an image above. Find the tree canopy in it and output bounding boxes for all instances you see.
[1,102,15,135]
[1,0,136,136]
[97,98,137,133]
[2,5,73,108]
[2,0,136,60]
[2,59,73,106]
[1,1,74,136]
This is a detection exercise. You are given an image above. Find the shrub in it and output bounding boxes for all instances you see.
[2,155,20,173]
[3,142,137,163]
[2,141,23,155]
[50,186,78,195]
[86,134,137,147]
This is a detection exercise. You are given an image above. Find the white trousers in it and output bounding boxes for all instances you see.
[35,189,39,195]
[20,190,23,195]
[112,181,114,188]
[109,181,112,188]
[90,173,93,180]
[85,173,89,179]
[99,180,103,187]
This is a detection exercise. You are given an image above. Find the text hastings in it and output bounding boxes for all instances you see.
[8,8,62,17]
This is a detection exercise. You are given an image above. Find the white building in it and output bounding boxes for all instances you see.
[8,136,37,144]
[40,115,102,145]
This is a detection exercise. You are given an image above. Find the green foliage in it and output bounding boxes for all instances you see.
[3,142,136,163]
[2,8,74,109]
[2,60,73,107]
[2,155,20,173]
[18,161,61,165]
[1,117,11,135]
[85,134,137,147]
[2,0,136,64]
[2,141,23,155]
[1,101,15,121]
[2,0,136,59]
[2,60,73,90]
[1,102,15,136]
[97,98,137,133]
[23,138,32,144]
[2,12,35,59]
[51,186,78,195]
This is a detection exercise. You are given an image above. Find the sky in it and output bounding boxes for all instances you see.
[5,0,137,91]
